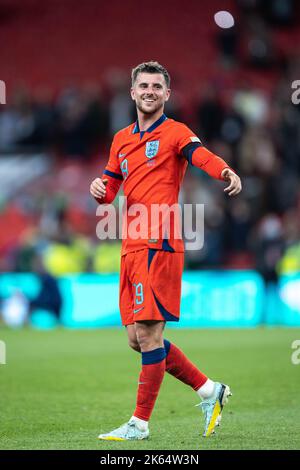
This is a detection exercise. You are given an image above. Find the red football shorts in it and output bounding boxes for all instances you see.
[119,248,184,326]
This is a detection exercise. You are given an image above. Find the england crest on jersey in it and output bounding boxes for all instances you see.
[145,140,159,158]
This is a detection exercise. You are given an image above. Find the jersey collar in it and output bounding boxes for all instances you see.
[132,113,167,134]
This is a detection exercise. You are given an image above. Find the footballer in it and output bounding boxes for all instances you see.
[90,61,241,441]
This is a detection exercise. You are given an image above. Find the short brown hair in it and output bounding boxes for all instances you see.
[131,61,170,88]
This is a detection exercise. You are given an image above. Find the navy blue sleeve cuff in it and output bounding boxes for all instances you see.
[103,169,123,180]
[181,142,203,166]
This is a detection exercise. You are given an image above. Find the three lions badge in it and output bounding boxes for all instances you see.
[145,140,159,159]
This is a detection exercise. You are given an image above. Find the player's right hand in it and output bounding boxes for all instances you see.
[90,178,108,200]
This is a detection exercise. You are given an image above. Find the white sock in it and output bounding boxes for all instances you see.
[130,415,149,431]
[196,378,215,399]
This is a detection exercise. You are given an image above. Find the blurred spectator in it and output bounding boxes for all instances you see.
[238,126,277,176]
[106,69,133,136]
[220,108,245,147]
[217,24,239,67]
[56,87,91,158]
[43,235,92,277]
[0,86,39,152]
[239,0,296,27]
[277,242,300,275]
[252,213,284,282]
[243,15,278,68]
[29,255,62,322]
[31,87,57,147]
[196,85,224,143]
[276,100,300,175]
[0,105,19,151]
[93,241,121,273]
[164,90,184,122]
[259,0,296,27]
[226,198,253,253]
[232,87,269,126]
[82,83,110,150]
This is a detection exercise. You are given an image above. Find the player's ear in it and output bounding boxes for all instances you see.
[165,88,171,102]
[130,87,136,101]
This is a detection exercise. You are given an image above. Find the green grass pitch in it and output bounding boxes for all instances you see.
[0,327,299,450]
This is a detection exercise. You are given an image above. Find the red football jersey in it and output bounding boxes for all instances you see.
[100,114,230,255]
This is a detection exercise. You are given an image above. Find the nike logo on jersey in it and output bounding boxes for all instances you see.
[118,153,126,158]
[133,306,144,314]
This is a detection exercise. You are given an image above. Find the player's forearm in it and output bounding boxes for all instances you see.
[191,146,231,180]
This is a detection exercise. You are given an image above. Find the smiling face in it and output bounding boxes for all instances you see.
[131,72,171,116]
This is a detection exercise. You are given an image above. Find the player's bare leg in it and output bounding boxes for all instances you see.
[98,320,166,441]
[127,323,209,392]
[134,320,165,351]
[130,320,166,431]
[126,323,232,437]
[127,324,141,352]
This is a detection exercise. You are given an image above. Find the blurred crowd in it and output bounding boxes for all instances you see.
[0,0,300,291]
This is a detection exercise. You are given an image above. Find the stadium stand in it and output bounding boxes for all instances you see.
[0,0,299,280]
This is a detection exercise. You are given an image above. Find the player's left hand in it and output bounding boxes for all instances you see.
[221,168,242,196]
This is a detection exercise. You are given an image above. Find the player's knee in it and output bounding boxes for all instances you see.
[128,339,141,352]
[135,321,164,351]
[136,334,158,352]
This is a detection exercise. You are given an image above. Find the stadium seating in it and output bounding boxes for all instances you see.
[1,0,299,96]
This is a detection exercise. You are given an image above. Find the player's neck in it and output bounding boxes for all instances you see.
[137,109,165,132]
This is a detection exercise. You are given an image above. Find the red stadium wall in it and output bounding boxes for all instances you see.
[1,0,300,99]
[0,0,241,94]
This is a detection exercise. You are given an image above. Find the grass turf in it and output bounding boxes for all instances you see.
[0,327,299,450]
